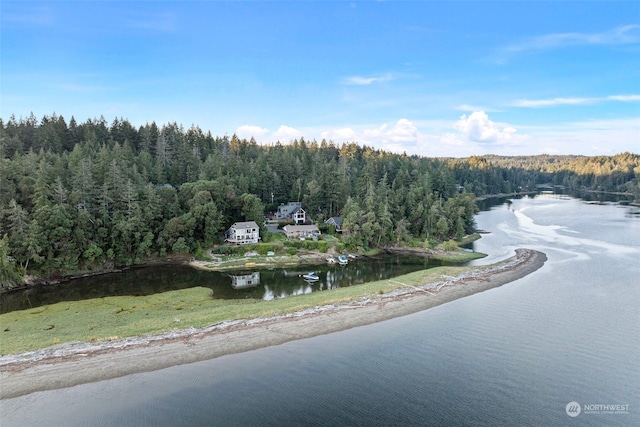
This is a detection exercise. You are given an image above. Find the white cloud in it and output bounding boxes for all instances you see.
[273,125,303,141]
[454,104,503,113]
[315,119,421,153]
[455,104,484,112]
[553,117,640,132]
[453,111,517,143]
[506,24,640,53]
[320,127,357,141]
[521,117,640,155]
[364,119,418,143]
[514,94,640,108]
[494,25,640,64]
[236,125,269,139]
[607,94,640,102]
[225,114,638,159]
[514,97,592,108]
[360,119,420,153]
[343,73,393,85]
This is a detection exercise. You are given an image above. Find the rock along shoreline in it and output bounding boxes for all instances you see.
[0,248,546,399]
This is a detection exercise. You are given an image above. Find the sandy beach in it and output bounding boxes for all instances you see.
[0,248,546,399]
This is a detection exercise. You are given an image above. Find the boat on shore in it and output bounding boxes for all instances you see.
[338,256,349,265]
[326,256,336,264]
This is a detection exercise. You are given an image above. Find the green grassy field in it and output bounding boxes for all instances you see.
[0,264,478,356]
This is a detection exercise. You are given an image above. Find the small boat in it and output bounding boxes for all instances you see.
[348,253,357,259]
[302,272,320,282]
[338,255,349,265]
[326,256,336,264]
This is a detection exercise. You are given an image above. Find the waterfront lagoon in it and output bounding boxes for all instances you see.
[1,195,638,426]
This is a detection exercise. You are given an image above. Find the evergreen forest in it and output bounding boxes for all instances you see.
[1,114,639,287]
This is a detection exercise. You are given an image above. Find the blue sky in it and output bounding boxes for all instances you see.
[2,1,639,157]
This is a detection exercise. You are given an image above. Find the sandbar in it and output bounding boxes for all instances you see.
[0,249,546,399]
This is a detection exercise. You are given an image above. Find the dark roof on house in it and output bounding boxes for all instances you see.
[325,216,342,226]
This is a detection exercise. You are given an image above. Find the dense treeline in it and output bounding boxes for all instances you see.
[448,153,640,195]
[1,114,638,286]
[1,114,475,285]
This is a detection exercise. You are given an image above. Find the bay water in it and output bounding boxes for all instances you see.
[2,194,638,426]
[1,254,443,314]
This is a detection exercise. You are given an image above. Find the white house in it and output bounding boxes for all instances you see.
[276,202,306,224]
[282,224,320,240]
[225,221,260,245]
[291,206,306,224]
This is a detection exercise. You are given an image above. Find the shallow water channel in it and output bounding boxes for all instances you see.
[1,254,447,314]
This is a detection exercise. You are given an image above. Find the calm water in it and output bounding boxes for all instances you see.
[0,255,444,314]
[2,194,639,426]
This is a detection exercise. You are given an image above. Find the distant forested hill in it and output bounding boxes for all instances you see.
[447,153,639,196]
[1,114,637,284]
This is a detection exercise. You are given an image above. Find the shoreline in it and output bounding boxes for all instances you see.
[188,246,485,272]
[3,246,468,292]
[0,248,546,399]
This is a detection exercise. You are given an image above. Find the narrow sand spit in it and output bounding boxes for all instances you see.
[0,249,546,399]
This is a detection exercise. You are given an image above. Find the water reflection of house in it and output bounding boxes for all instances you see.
[230,272,261,289]
[262,283,313,300]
